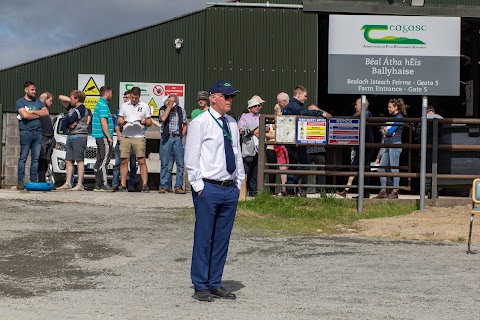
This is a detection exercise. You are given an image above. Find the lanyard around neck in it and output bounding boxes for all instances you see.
[208,109,232,143]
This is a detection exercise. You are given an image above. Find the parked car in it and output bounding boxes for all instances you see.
[47,113,118,187]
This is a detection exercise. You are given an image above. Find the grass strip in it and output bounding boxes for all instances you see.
[235,192,418,236]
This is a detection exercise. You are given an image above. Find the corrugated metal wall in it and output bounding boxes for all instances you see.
[205,7,318,117]
[0,10,207,115]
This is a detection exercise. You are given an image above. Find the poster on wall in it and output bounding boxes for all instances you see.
[328,15,460,96]
[78,74,105,112]
[296,118,327,144]
[328,118,359,145]
[119,82,185,117]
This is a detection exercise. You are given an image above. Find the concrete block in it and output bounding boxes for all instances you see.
[7,125,18,138]
[6,146,17,157]
[6,156,19,166]
[5,166,17,186]
[6,136,19,147]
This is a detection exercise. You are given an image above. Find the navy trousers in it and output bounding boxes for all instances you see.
[191,182,239,291]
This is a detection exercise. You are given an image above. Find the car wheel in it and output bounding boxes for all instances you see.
[46,163,55,185]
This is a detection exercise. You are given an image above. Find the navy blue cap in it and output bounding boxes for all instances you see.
[208,80,240,95]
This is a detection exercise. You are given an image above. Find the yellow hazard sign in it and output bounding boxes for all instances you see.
[82,77,100,96]
[84,97,100,113]
[148,98,160,116]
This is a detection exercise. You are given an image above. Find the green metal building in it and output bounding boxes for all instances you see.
[1,0,480,117]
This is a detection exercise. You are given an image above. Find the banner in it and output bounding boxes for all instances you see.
[119,82,186,116]
[328,15,460,96]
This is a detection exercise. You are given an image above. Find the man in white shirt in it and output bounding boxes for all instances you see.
[117,86,152,192]
[184,80,245,302]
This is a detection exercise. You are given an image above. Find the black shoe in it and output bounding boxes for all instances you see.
[128,185,135,192]
[112,185,119,191]
[142,184,150,193]
[209,287,236,300]
[117,185,128,192]
[193,290,215,302]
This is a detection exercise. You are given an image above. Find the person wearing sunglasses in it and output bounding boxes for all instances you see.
[238,95,268,196]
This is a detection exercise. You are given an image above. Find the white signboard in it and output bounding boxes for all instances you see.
[78,74,105,112]
[275,115,296,143]
[119,82,186,117]
[328,15,460,96]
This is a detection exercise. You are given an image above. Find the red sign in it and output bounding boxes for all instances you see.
[165,85,184,97]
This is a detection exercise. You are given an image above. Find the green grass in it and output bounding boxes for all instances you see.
[235,192,418,236]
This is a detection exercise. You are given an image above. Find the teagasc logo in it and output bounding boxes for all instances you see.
[361,25,426,45]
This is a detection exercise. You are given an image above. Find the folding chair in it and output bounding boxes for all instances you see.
[467,178,480,254]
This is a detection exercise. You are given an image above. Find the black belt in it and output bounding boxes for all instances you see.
[168,133,180,137]
[203,178,235,187]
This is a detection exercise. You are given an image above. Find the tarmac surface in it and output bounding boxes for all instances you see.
[0,190,479,319]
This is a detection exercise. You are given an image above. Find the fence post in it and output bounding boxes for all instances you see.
[431,118,439,202]
[357,95,367,214]
[419,96,428,210]
[257,114,266,193]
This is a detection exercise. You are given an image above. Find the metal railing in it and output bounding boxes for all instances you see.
[257,114,480,203]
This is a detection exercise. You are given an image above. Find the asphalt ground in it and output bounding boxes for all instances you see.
[0,190,479,319]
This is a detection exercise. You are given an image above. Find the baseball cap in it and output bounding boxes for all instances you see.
[197,91,209,101]
[208,80,240,95]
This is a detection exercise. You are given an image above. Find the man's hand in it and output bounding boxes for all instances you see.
[253,128,260,138]
[69,122,77,129]
[108,137,113,145]
[322,111,332,120]
[308,104,319,111]
[166,96,176,109]
[118,117,125,127]
[198,189,203,196]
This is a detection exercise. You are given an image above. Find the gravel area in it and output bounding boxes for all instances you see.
[0,190,479,319]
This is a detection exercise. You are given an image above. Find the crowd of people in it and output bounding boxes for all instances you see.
[14,79,415,302]
[15,80,412,199]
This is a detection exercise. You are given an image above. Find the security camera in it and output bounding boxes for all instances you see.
[175,38,184,49]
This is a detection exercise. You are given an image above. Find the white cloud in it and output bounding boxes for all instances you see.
[0,0,206,69]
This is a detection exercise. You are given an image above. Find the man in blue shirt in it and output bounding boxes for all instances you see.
[16,81,49,190]
[282,85,331,196]
[92,86,114,192]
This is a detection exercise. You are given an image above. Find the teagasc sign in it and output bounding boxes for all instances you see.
[328,15,460,96]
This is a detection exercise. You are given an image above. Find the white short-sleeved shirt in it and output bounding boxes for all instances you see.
[119,101,151,137]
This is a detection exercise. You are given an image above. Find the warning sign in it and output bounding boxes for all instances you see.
[119,82,185,117]
[296,118,327,144]
[82,77,100,95]
[84,97,100,112]
[78,74,105,112]
[165,85,184,97]
[153,85,164,96]
[148,98,159,116]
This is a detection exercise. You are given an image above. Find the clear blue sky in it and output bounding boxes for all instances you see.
[0,0,207,69]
